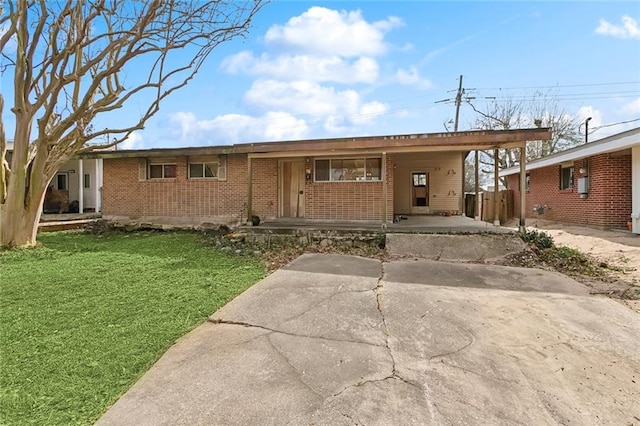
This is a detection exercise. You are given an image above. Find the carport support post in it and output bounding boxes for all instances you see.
[247,156,253,225]
[493,148,500,226]
[474,150,480,221]
[381,152,388,228]
[519,145,527,232]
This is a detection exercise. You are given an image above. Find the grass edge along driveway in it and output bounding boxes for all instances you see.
[0,231,265,425]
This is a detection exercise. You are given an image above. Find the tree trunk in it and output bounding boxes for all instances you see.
[0,185,46,247]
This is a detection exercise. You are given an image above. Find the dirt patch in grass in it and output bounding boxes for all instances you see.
[494,231,640,301]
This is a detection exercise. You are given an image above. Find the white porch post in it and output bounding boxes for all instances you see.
[632,145,640,234]
[519,145,527,233]
[78,159,84,213]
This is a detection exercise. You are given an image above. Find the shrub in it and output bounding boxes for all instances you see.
[520,229,554,250]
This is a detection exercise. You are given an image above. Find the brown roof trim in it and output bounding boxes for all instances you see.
[79,128,551,159]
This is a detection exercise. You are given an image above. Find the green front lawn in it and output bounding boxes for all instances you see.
[0,231,265,425]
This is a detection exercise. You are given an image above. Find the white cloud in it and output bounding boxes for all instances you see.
[595,15,640,39]
[119,131,143,150]
[395,66,432,90]
[222,51,379,84]
[208,6,417,143]
[168,111,308,145]
[243,79,388,132]
[264,7,402,57]
[622,97,640,115]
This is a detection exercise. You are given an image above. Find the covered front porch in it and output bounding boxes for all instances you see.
[244,128,551,232]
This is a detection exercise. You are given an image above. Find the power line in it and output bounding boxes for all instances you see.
[465,93,640,103]
[473,81,640,91]
[591,117,640,131]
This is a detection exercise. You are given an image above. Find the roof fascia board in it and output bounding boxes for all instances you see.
[248,142,526,159]
[500,128,640,177]
[237,128,547,154]
[79,128,547,159]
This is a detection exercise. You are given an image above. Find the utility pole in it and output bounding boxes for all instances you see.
[454,75,464,215]
[453,75,463,132]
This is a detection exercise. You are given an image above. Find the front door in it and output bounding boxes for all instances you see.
[280,160,305,218]
[411,172,430,214]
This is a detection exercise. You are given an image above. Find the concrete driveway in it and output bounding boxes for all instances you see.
[97,254,640,425]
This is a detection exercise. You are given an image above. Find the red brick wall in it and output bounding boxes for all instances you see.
[251,158,278,220]
[507,153,632,229]
[104,153,396,223]
[103,155,248,223]
[304,155,394,221]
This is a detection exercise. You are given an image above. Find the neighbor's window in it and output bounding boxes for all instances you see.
[149,163,177,179]
[560,165,573,190]
[315,158,382,182]
[525,173,530,191]
[84,173,91,189]
[56,173,68,190]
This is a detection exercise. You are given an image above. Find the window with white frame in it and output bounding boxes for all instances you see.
[560,165,573,190]
[188,156,226,180]
[315,158,382,182]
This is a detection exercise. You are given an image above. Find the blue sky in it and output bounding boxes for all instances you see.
[3,1,640,149]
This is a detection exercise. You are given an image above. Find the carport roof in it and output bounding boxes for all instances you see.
[79,128,550,159]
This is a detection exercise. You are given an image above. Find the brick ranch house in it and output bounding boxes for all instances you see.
[500,127,640,234]
[82,128,550,228]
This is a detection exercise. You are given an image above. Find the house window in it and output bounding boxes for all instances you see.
[149,164,177,179]
[314,158,382,182]
[56,173,68,190]
[560,165,573,190]
[525,173,530,191]
[84,173,91,189]
[189,162,218,179]
[187,155,226,180]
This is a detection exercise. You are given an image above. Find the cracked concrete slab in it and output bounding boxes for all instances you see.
[384,258,591,295]
[382,283,640,425]
[283,253,382,277]
[386,233,528,261]
[97,254,640,426]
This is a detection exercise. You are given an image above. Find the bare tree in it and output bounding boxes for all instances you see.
[468,91,581,183]
[464,153,485,193]
[0,0,266,247]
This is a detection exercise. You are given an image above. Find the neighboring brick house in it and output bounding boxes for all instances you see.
[83,128,549,227]
[501,127,640,233]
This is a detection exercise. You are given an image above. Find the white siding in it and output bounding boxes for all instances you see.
[393,152,463,214]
